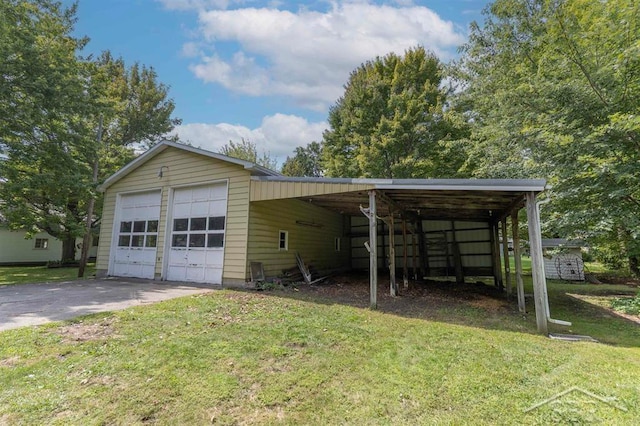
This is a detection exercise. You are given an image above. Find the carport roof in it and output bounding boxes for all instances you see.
[251,176,547,221]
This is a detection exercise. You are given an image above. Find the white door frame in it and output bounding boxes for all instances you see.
[161,179,229,283]
[108,189,162,278]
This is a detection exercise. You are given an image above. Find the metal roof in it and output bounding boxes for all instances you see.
[251,176,546,221]
[254,175,546,190]
[541,239,586,248]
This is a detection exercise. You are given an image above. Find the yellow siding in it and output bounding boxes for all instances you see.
[97,147,252,281]
[250,180,374,201]
[247,199,350,278]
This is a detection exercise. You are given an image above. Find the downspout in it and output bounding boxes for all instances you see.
[536,197,572,327]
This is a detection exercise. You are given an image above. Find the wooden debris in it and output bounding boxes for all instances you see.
[295,253,328,285]
[250,262,265,283]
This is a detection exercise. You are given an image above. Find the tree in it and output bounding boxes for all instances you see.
[219,138,278,170]
[281,142,323,177]
[93,51,181,153]
[455,0,640,273]
[322,46,469,178]
[0,1,180,262]
[0,0,91,261]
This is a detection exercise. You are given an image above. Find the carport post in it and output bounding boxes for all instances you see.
[511,211,526,313]
[387,215,397,297]
[526,192,549,334]
[369,190,378,309]
[501,219,512,296]
[490,222,503,288]
[402,219,409,289]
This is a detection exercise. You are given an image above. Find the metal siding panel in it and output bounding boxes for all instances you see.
[247,199,349,278]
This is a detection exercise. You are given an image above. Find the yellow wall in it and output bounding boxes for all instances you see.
[247,199,350,278]
[97,146,252,281]
[250,179,373,201]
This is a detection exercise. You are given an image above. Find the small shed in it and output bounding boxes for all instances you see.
[541,239,585,281]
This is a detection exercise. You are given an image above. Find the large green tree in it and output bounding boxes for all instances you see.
[456,0,640,273]
[0,0,91,261]
[322,46,469,178]
[219,138,278,170]
[0,0,180,262]
[281,142,323,177]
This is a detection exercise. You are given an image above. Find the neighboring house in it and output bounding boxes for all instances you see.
[0,226,64,265]
[96,140,548,290]
[0,214,98,266]
[542,238,586,281]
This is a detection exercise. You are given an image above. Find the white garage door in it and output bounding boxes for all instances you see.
[111,191,161,279]
[166,183,227,284]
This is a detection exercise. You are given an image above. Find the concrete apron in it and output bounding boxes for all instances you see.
[0,278,214,332]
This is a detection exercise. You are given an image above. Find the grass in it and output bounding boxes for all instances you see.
[0,264,96,286]
[1,276,639,424]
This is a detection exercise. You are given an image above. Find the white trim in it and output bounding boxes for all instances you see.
[375,184,546,192]
[278,230,288,251]
[108,189,162,278]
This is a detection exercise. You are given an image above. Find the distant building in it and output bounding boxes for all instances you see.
[0,213,97,265]
[541,239,585,281]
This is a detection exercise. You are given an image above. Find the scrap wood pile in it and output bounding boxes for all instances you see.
[280,253,328,285]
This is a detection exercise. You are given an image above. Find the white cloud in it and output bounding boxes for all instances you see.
[183,1,466,111]
[180,41,202,57]
[172,114,327,163]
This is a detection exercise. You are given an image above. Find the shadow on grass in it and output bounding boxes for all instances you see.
[237,271,640,347]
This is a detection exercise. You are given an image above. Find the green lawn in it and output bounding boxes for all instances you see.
[1,276,638,424]
[0,264,96,286]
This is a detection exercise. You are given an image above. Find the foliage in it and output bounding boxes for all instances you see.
[611,292,640,315]
[219,138,278,170]
[0,1,180,261]
[0,0,92,260]
[281,141,323,177]
[322,46,469,178]
[92,51,180,153]
[455,0,640,273]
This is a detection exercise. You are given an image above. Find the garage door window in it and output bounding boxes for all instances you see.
[172,216,225,248]
[117,220,158,248]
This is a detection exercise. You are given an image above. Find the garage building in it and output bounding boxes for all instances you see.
[97,140,553,333]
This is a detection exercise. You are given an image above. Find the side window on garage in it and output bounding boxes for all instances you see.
[278,230,288,251]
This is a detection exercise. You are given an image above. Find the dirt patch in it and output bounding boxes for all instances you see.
[595,275,640,287]
[286,271,513,320]
[0,356,21,368]
[57,317,118,342]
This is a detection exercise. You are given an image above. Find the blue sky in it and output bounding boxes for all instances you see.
[64,0,491,163]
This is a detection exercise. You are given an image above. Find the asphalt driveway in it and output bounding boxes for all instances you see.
[0,278,215,332]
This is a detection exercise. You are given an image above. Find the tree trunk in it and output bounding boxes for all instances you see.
[629,256,640,277]
[62,237,76,263]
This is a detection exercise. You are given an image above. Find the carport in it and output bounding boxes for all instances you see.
[251,177,553,334]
